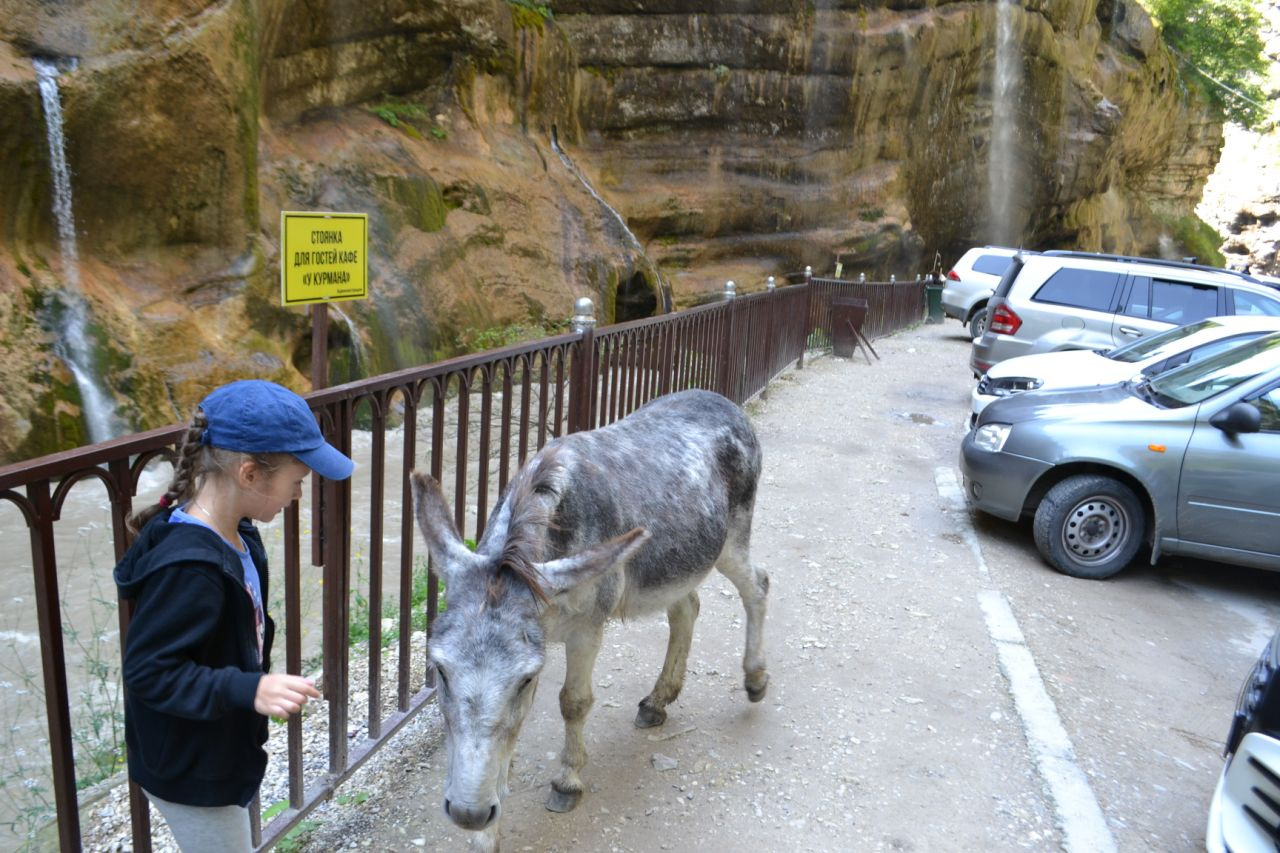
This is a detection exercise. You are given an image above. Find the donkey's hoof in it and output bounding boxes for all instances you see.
[546,784,582,813]
[634,702,667,729]
[745,671,769,703]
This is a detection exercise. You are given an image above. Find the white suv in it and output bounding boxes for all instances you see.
[941,246,1019,339]
[969,252,1280,374]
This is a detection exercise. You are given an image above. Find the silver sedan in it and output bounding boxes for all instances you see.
[960,332,1280,578]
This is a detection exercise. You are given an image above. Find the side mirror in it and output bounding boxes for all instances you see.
[1210,401,1262,435]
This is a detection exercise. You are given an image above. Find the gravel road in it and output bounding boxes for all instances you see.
[85,320,1280,852]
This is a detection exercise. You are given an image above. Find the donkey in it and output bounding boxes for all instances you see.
[411,388,769,851]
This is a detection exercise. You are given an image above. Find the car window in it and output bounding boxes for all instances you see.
[1139,334,1268,375]
[973,255,1012,276]
[1249,385,1280,432]
[1107,318,1222,363]
[1150,279,1219,324]
[1149,334,1280,405]
[1231,289,1280,317]
[1032,268,1121,311]
[1120,276,1150,319]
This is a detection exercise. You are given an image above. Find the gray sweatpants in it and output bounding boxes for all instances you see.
[143,789,252,853]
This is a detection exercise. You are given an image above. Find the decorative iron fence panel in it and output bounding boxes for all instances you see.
[0,278,920,851]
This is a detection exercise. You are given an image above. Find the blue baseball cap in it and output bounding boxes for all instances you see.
[199,380,355,481]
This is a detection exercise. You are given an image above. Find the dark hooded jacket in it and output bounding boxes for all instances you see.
[113,509,276,807]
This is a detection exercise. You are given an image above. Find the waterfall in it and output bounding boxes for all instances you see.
[550,127,672,311]
[34,58,119,444]
[330,303,367,376]
[550,127,645,254]
[988,0,1021,246]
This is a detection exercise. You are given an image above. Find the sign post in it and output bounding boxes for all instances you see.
[281,210,369,390]
[280,211,369,570]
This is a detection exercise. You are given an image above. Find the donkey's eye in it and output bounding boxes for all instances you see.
[518,676,533,692]
[434,666,449,690]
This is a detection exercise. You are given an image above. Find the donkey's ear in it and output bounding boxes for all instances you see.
[410,471,476,576]
[537,528,650,596]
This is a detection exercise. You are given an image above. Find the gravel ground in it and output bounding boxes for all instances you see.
[84,321,1058,852]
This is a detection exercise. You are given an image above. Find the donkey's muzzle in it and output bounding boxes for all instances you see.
[444,797,499,830]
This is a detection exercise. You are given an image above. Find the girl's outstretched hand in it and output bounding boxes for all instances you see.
[254,673,321,718]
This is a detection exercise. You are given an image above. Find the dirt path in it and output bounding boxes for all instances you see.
[289,322,1058,852]
[287,319,1274,853]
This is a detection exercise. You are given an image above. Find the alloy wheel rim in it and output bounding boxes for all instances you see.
[1061,496,1128,565]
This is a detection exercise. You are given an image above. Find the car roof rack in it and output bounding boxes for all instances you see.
[1038,250,1268,285]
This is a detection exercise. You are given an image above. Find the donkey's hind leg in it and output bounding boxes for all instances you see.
[715,528,769,702]
[636,590,700,728]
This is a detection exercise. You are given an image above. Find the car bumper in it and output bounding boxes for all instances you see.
[1207,732,1280,853]
[970,334,1033,375]
[940,286,968,320]
[969,338,996,374]
[959,431,1051,521]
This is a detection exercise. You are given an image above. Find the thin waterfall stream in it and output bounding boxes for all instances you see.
[988,0,1021,245]
[550,127,672,311]
[331,303,368,377]
[34,58,119,444]
[550,126,646,253]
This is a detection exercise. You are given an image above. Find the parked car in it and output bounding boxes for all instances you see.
[970,315,1280,424]
[969,251,1280,376]
[941,246,1020,339]
[1207,625,1280,853]
[961,332,1280,579]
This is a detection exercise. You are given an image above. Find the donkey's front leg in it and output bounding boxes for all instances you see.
[547,625,604,813]
[636,590,700,728]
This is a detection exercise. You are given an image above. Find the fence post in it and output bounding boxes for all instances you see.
[719,283,746,402]
[322,399,354,774]
[568,297,597,433]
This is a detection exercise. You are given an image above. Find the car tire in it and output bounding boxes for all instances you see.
[1032,475,1145,579]
[968,307,988,339]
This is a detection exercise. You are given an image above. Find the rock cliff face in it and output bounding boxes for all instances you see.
[0,0,1223,460]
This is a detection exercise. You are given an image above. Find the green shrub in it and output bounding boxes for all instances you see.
[1140,0,1270,128]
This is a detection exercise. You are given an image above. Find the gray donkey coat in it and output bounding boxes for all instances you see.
[412,389,769,851]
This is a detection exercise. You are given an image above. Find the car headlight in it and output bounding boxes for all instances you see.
[972,423,1012,452]
[988,377,1043,397]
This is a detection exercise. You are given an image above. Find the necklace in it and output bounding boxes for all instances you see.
[190,497,243,550]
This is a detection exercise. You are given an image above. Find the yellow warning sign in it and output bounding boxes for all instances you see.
[281,211,368,305]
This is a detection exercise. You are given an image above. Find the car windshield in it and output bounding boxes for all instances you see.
[1105,319,1223,364]
[1146,332,1280,406]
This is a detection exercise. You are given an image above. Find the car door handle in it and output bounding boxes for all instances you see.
[1118,326,1143,338]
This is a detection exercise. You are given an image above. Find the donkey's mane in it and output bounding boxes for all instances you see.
[486,446,565,607]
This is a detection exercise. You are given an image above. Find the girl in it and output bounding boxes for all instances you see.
[114,379,354,852]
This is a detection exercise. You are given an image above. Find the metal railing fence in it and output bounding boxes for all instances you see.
[0,277,920,851]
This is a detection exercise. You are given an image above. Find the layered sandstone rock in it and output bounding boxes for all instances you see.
[0,0,1224,460]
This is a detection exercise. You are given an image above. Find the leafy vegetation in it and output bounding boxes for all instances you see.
[261,799,320,852]
[454,319,569,354]
[1140,0,1270,129]
[508,0,553,31]
[366,99,447,140]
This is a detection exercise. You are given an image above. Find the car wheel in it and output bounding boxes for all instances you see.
[1032,475,1145,579]
[968,307,988,339]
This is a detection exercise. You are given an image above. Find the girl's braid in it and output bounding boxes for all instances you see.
[126,409,208,535]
